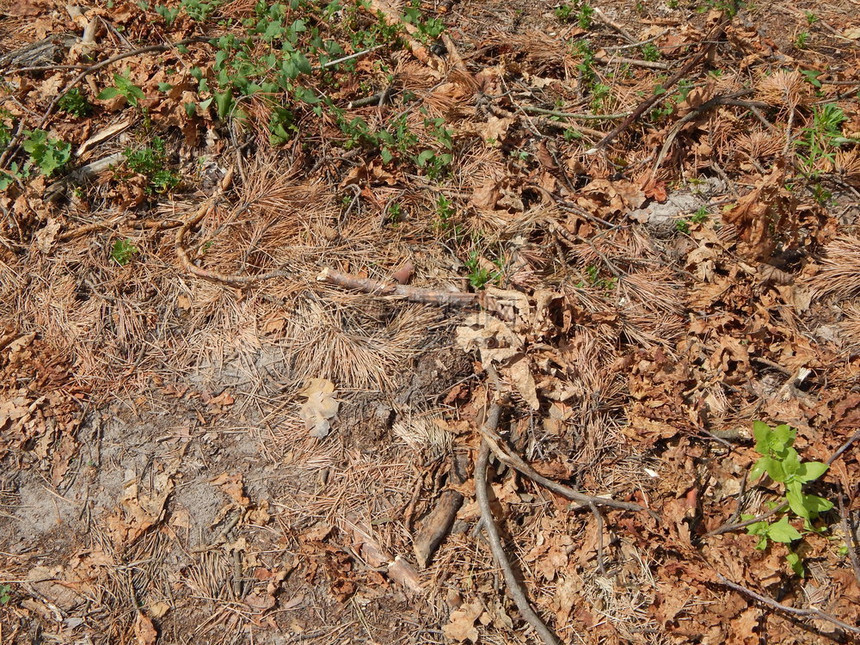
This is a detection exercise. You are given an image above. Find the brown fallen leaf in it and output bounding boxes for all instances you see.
[134,611,158,645]
[442,600,483,642]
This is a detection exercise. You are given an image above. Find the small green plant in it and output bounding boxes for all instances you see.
[0,163,25,191]
[676,206,709,232]
[58,88,92,117]
[563,128,582,142]
[580,264,616,290]
[181,0,220,21]
[111,238,139,266]
[641,42,661,62]
[154,3,180,24]
[590,82,611,111]
[124,137,180,193]
[741,421,833,576]
[463,250,501,289]
[554,2,574,21]
[0,583,11,605]
[417,118,455,181]
[690,206,709,223]
[22,130,71,177]
[805,11,817,25]
[432,194,462,239]
[97,69,146,107]
[795,31,809,49]
[555,1,593,28]
[798,103,846,173]
[577,2,593,28]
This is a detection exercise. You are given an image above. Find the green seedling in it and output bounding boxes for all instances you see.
[798,103,845,173]
[795,31,809,49]
[111,239,139,266]
[124,137,180,193]
[463,250,501,289]
[641,42,661,62]
[741,421,833,576]
[676,206,709,232]
[98,69,146,107]
[555,1,593,28]
[22,129,71,177]
[154,3,180,24]
[58,88,92,117]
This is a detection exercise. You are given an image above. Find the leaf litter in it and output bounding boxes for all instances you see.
[1,0,860,643]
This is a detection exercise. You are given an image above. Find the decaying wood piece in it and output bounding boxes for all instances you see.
[317,267,479,307]
[412,454,467,568]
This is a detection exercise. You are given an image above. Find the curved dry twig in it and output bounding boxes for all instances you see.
[475,405,562,645]
[716,575,860,635]
[586,11,736,154]
[477,420,646,512]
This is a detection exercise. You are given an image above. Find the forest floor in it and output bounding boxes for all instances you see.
[1,0,859,643]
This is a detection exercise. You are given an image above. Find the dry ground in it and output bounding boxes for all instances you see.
[1,0,859,643]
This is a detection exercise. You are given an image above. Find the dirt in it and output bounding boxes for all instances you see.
[1,0,860,643]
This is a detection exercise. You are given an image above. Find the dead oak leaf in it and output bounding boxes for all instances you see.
[210,472,250,507]
[442,600,483,642]
[298,377,339,438]
[134,611,158,645]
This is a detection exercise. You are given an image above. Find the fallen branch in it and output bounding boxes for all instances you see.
[316,267,479,307]
[586,13,735,154]
[593,7,636,43]
[475,404,562,645]
[827,430,860,466]
[649,89,757,175]
[519,105,629,121]
[716,574,860,635]
[595,55,671,71]
[706,503,787,537]
[476,413,645,512]
[412,454,466,568]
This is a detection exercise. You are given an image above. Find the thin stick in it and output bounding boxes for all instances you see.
[595,55,671,71]
[476,421,644,512]
[519,106,629,121]
[586,14,734,154]
[650,90,756,174]
[320,45,384,70]
[716,574,860,635]
[175,196,293,288]
[475,408,562,645]
[588,502,608,575]
[593,7,636,43]
[827,430,860,466]
[706,503,787,536]
[316,268,479,308]
[838,495,860,586]
[603,30,669,51]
